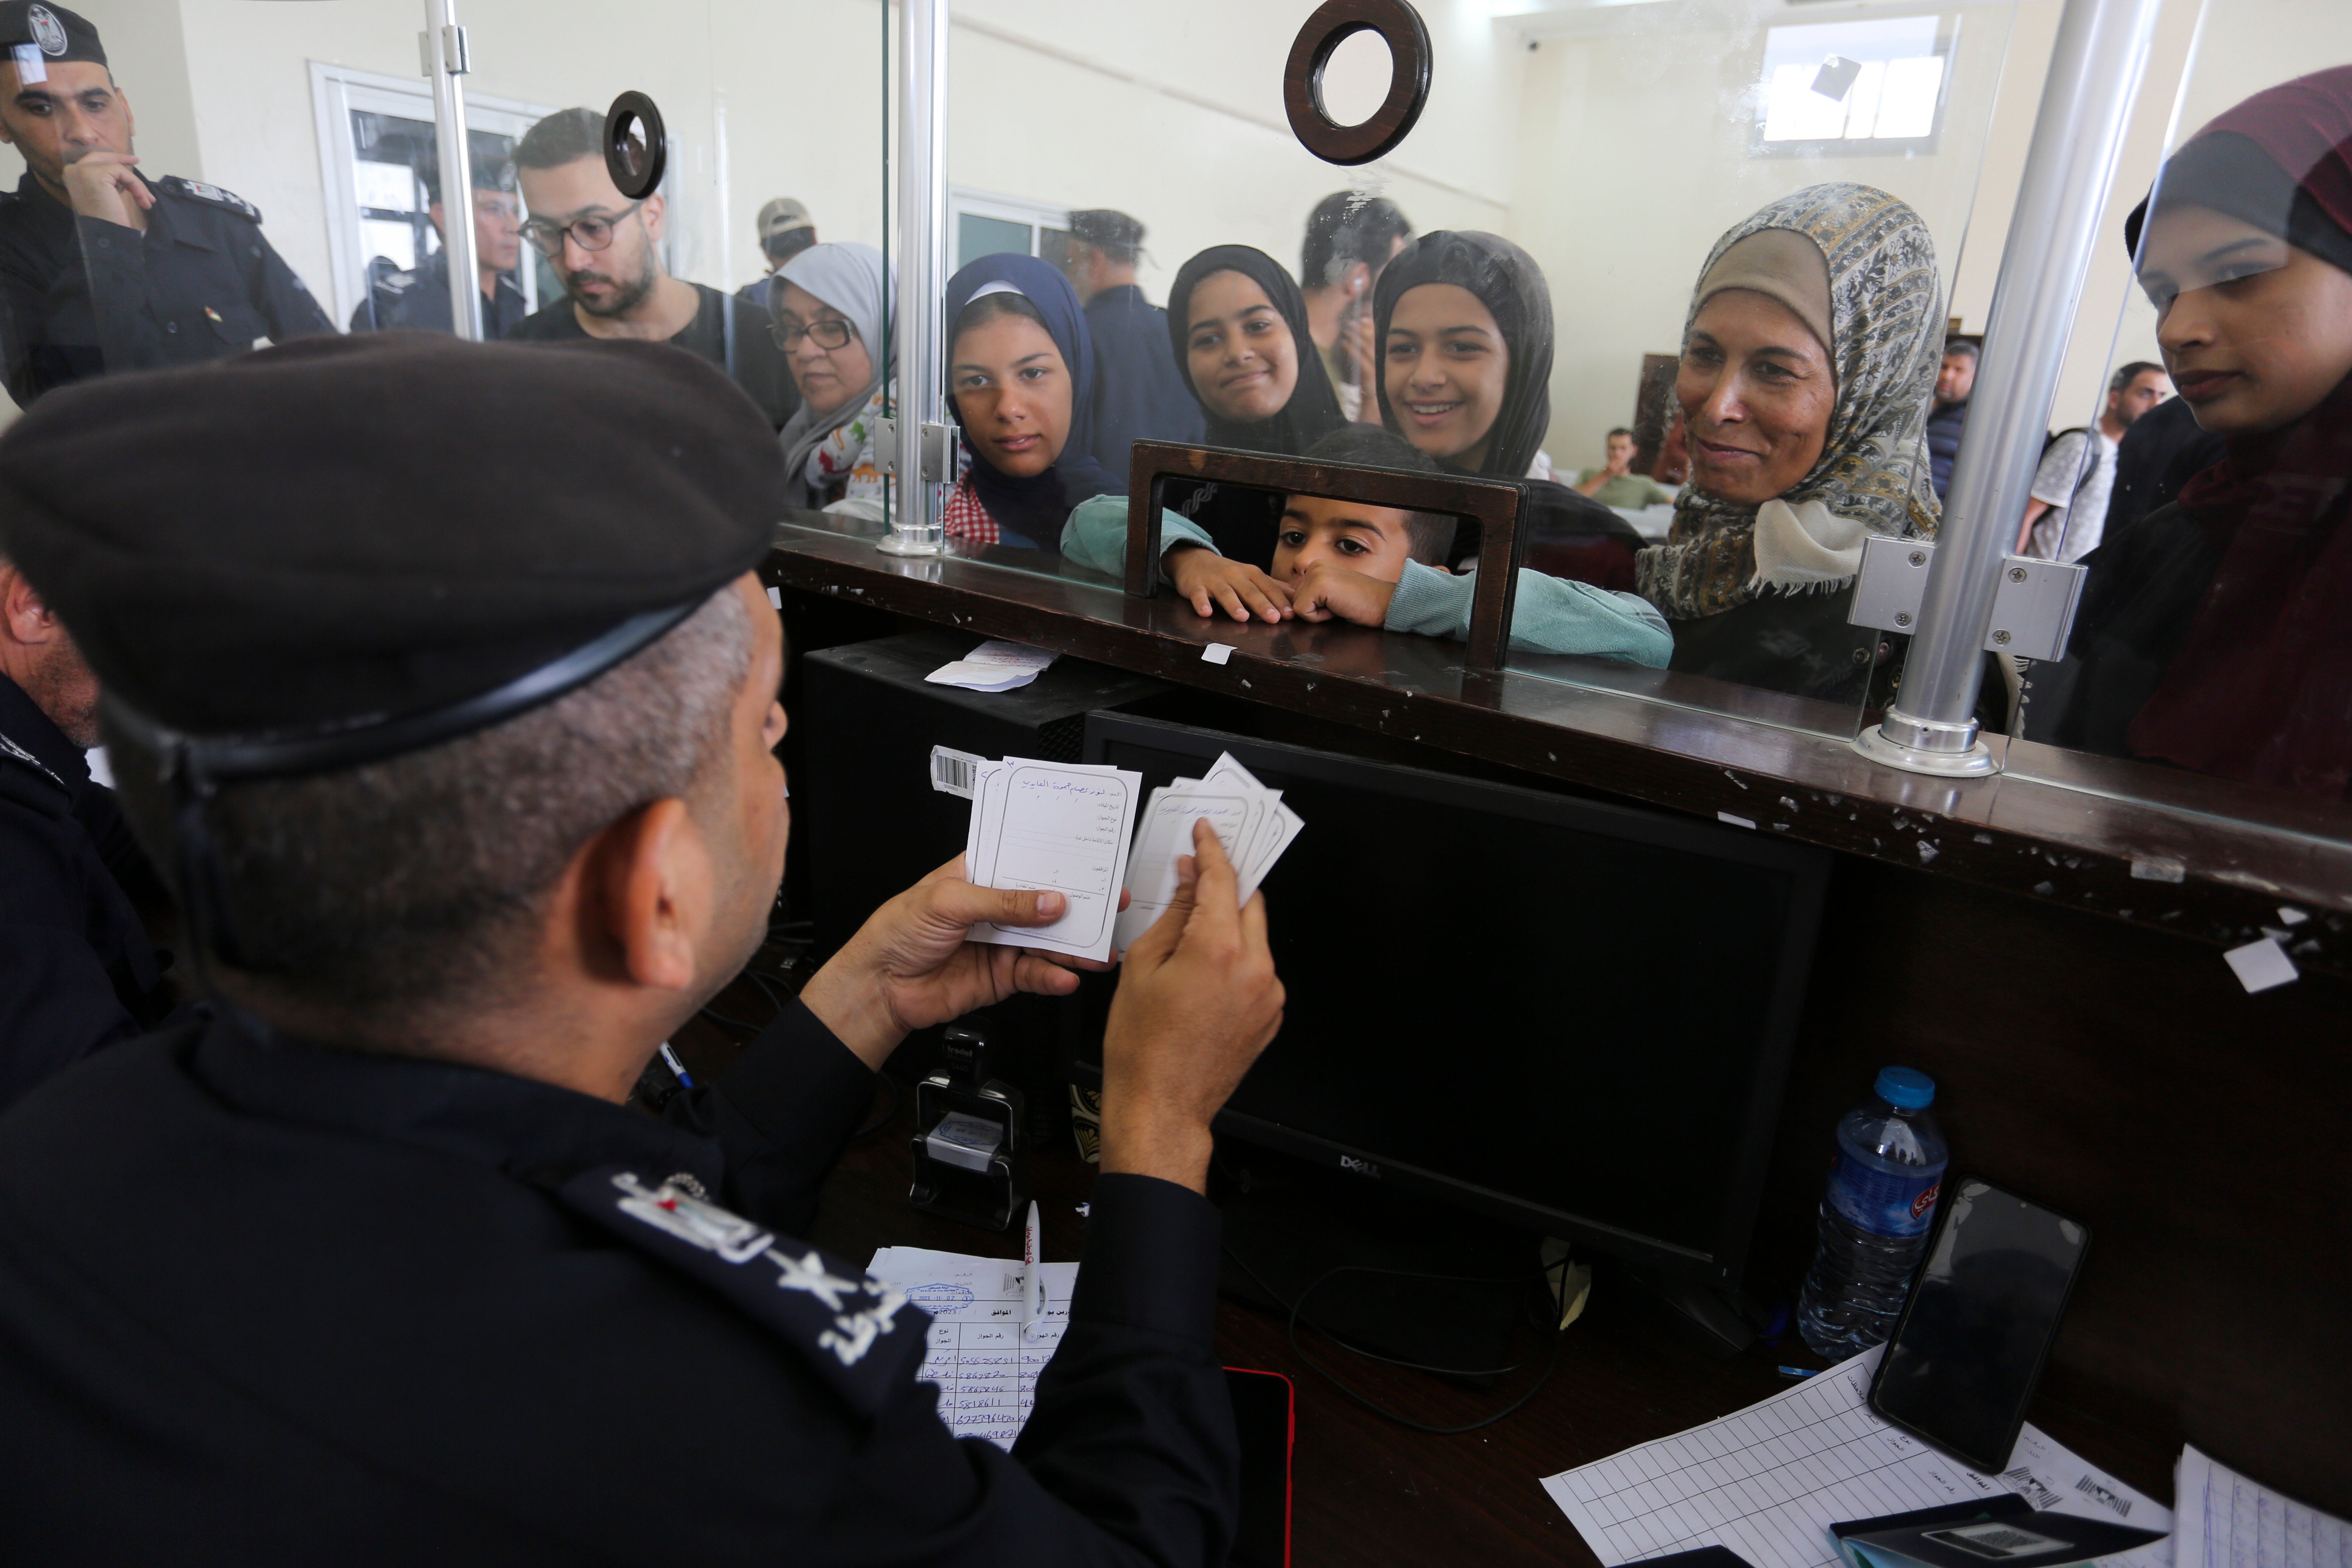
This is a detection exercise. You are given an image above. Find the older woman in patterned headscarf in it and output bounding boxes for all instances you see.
[1636,183,1944,703]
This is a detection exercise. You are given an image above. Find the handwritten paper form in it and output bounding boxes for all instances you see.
[1541,1348,2173,1568]
[866,1245,1079,1450]
[962,759,1142,963]
[2174,1445,2348,1568]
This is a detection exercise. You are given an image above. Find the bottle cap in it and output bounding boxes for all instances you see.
[1875,1066,1936,1109]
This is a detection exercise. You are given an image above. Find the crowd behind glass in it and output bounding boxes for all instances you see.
[3,51,2348,809]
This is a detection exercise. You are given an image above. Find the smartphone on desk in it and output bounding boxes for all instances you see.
[1868,1176,2090,1475]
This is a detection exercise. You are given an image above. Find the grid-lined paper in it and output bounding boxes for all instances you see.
[1541,1350,2173,1568]
[2176,1445,2348,1568]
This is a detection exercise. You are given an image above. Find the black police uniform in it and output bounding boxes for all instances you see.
[0,169,335,401]
[0,1002,1236,1565]
[349,247,529,339]
[0,670,170,1112]
[0,332,1239,1565]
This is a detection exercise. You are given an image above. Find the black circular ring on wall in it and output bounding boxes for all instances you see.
[1283,0,1432,167]
[604,91,667,200]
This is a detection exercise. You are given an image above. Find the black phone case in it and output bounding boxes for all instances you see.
[1865,1175,2091,1474]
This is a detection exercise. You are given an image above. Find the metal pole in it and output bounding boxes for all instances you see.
[1856,0,2163,777]
[881,0,949,556]
[423,0,483,342]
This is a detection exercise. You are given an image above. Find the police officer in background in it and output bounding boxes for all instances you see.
[349,155,528,339]
[0,547,172,1114]
[0,332,1284,1566]
[0,2,332,401]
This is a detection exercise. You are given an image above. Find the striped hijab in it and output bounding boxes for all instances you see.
[1636,184,1944,620]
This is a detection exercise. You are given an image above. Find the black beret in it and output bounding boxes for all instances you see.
[1069,209,1144,251]
[0,332,782,744]
[0,3,104,68]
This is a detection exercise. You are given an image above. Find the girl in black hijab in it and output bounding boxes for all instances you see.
[1165,245,1347,457]
[1372,231,1643,587]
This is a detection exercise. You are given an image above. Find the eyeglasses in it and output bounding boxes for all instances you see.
[519,201,643,259]
[772,317,857,351]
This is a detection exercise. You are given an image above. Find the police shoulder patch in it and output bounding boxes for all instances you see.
[0,732,71,818]
[557,1165,929,1419]
[159,177,262,225]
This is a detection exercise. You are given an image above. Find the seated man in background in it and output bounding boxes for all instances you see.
[1573,427,1674,509]
[1062,425,1671,665]
[348,156,526,339]
[506,107,797,430]
[0,549,171,1113]
[0,332,1285,1563]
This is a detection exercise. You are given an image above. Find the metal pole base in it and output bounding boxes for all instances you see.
[1853,711,2002,778]
[875,531,942,558]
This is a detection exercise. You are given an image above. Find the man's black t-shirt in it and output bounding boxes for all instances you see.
[506,281,800,430]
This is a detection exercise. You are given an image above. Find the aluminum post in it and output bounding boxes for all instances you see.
[423,0,482,342]
[881,0,949,556]
[1856,0,2165,776]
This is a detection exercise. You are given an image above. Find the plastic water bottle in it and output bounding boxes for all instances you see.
[1796,1066,1949,1360]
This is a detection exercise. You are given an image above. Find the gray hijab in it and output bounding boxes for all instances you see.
[773,242,893,505]
[1635,183,1944,620]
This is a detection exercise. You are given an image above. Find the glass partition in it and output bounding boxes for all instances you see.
[2001,3,2352,836]
[10,0,884,434]
[912,0,2038,743]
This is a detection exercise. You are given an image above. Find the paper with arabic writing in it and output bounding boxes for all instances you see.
[868,1245,1080,1450]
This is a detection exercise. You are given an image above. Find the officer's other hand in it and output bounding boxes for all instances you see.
[1098,819,1283,1195]
[799,855,1128,1071]
[61,152,152,229]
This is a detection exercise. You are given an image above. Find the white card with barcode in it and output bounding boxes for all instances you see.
[961,756,1142,964]
[930,745,985,799]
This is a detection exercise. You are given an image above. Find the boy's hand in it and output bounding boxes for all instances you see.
[1099,820,1283,1194]
[1290,560,1398,628]
[1167,544,1292,624]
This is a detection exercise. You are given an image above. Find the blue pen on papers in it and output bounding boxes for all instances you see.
[1778,1366,1818,1379]
[658,1042,695,1089]
[1020,1200,1045,1339]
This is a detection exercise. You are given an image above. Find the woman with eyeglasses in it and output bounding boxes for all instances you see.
[503,107,798,430]
[771,243,892,519]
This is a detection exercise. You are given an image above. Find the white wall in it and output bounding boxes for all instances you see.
[19,0,2352,468]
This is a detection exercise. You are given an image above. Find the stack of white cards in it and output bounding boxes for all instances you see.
[956,751,1302,965]
[924,639,1059,693]
[1110,755,1301,953]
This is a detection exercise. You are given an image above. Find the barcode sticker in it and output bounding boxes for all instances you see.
[930,745,984,799]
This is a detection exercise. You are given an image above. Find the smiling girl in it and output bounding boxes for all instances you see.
[1371,231,1644,588]
[1166,245,1345,457]
[2036,68,2352,799]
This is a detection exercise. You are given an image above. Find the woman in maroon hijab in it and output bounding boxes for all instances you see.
[2036,67,2352,801]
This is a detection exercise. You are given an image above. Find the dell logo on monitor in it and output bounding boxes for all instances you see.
[1338,1155,1381,1179]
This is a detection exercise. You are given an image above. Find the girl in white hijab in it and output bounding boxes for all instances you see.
[772,241,894,519]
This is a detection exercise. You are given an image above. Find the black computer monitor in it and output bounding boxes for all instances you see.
[1079,715,1829,1292]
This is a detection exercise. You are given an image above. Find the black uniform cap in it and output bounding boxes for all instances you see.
[0,3,105,68]
[0,332,782,764]
[1069,209,1145,254]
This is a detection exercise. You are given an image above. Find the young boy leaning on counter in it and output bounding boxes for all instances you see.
[1060,427,1672,666]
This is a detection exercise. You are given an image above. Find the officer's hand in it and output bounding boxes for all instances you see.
[61,152,152,230]
[1289,560,1399,628]
[1098,820,1283,1195]
[798,855,1128,1071]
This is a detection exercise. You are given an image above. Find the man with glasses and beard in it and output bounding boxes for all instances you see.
[505,107,796,430]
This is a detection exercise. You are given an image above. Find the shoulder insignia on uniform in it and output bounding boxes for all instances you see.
[158,176,262,225]
[558,1166,929,1416]
[0,731,71,816]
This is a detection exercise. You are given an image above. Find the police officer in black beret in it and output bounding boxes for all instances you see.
[0,547,172,1113]
[0,332,1285,1566]
[0,1,334,401]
